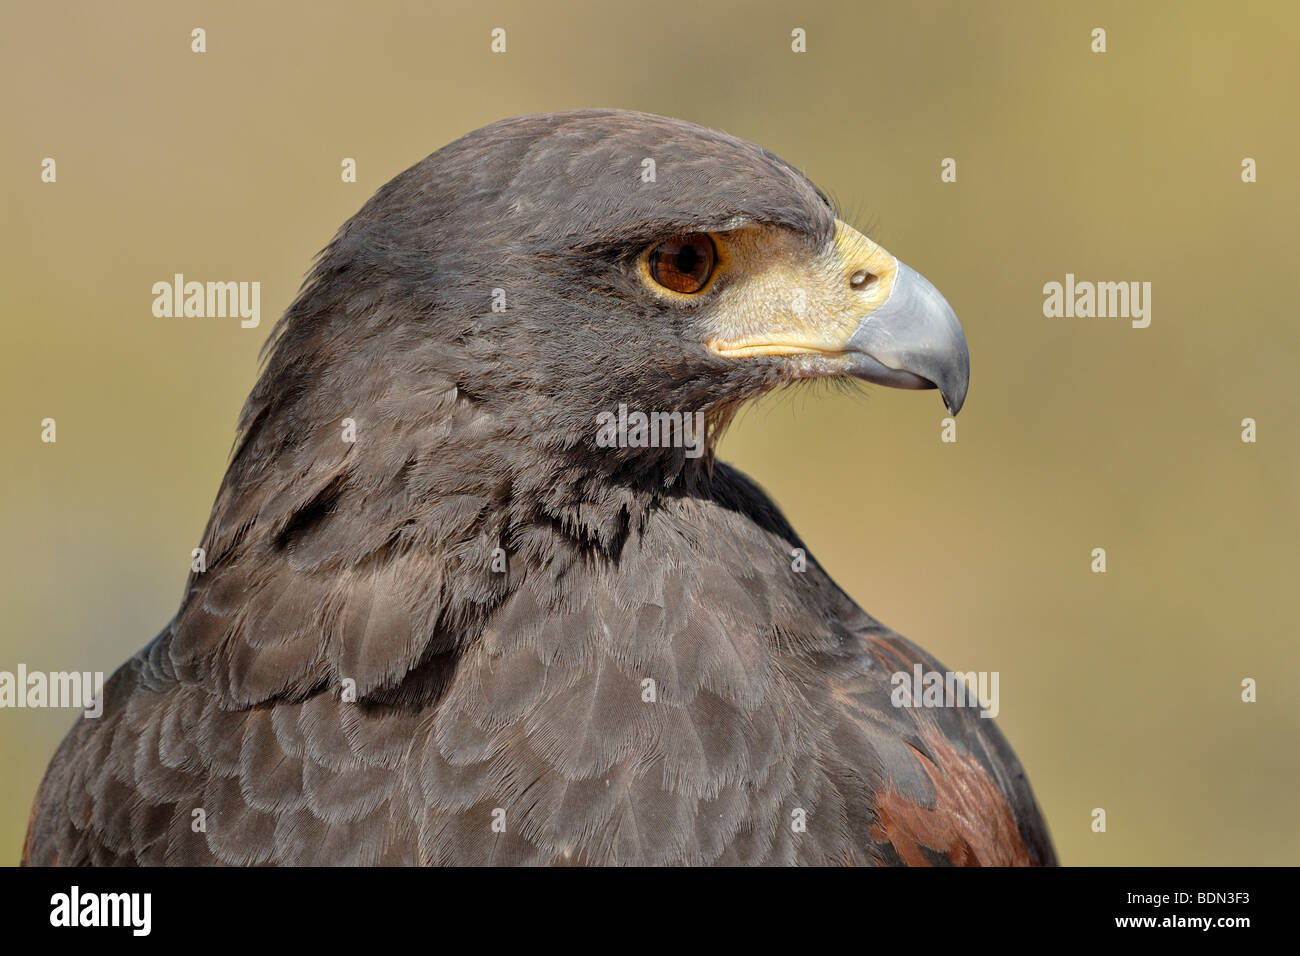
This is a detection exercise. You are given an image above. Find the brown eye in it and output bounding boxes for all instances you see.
[647,233,716,294]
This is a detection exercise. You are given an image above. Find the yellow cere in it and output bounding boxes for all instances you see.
[704,219,898,359]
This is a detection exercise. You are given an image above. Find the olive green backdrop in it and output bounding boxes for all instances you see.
[3,0,1297,865]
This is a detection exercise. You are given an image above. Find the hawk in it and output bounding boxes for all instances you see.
[25,110,1055,866]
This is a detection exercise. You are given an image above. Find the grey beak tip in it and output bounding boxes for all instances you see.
[941,348,970,417]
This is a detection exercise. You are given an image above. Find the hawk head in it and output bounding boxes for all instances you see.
[258,110,967,469]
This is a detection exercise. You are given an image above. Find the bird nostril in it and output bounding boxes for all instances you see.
[850,269,878,291]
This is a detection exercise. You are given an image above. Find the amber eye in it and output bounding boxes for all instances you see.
[647,233,717,294]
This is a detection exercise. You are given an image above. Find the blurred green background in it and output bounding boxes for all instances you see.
[2,0,1297,865]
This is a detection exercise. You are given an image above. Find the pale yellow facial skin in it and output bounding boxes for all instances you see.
[639,219,899,359]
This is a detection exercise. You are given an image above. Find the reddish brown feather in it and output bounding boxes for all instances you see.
[871,724,1034,866]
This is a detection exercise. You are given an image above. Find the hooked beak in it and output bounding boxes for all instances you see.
[704,220,970,416]
[843,260,969,415]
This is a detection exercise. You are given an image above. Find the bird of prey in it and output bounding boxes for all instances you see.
[25,110,1055,866]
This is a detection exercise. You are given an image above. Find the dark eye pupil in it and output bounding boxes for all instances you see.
[675,245,699,276]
